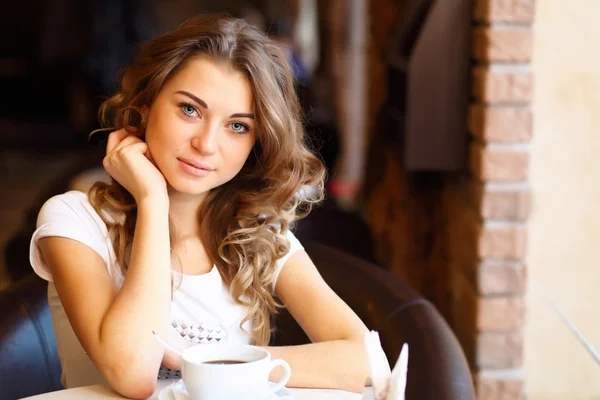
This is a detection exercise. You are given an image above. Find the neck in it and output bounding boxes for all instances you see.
[167,188,207,239]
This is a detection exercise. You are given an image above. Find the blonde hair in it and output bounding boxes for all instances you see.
[88,15,325,345]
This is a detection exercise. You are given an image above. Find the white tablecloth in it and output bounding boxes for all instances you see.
[23,379,371,399]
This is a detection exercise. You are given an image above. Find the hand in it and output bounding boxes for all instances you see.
[103,129,168,204]
[160,328,194,370]
[161,347,183,371]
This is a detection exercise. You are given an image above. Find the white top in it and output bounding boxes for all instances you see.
[29,191,303,389]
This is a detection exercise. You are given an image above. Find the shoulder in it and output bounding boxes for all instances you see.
[31,191,116,281]
[268,221,303,258]
[35,190,112,245]
[37,190,118,231]
[38,190,93,216]
[282,228,302,254]
[271,227,304,293]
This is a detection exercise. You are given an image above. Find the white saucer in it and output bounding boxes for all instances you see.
[158,379,294,400]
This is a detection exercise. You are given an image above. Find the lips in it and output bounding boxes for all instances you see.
[177,158,215,171]
[178,158,215,178]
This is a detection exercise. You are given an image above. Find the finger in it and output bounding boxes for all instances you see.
[106,129,130,154]
[118,141,148,156]
[102,138,148,169]
[111,135,144,154]
[104,142,148,172]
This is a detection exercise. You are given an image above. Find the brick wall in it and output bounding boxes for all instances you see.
[464,1,534,398]
[365,0,535,399]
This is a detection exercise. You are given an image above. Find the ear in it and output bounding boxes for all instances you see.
[138,106,150,139]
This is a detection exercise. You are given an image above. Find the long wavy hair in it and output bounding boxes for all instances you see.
[88,14,325,345]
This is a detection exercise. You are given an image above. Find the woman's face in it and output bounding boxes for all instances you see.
[145,55,256,196]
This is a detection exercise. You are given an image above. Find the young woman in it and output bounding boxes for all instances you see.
[30,15,368,399]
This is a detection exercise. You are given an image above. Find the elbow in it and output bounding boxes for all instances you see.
[100,354,161,399]
[106,367,158,399]
[112,378,157,400]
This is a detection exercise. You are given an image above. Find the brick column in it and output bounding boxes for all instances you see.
[364,1,535,396]
[458,1,535,398]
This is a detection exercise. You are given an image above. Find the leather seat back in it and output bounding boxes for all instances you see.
[0,275,62,400]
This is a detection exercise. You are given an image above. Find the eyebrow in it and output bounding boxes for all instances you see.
[230,113,255,119]
[175,90,255,119]
[176,90,207,109]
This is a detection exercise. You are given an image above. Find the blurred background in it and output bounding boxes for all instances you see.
[1,0,600,399]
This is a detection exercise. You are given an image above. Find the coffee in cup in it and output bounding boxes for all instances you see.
[203,360,246,365]
[181,344,291,400]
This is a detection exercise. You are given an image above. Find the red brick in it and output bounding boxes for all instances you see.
[478,295,525,331]
[472,27,533,62]
[468,105,533,143]
[477,332,524,368]
[472,66,533,104]
[470,143,530,182]
[478,261,526,295]
[473,0,535,24]
[483,190,530,220]
[470,181,530,219]
[478,224,527,259]
[476,369,524,400]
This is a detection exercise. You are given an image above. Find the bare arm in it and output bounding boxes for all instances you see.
[39,198,171,399]
[38,130,174,398]
[265,250,369,393]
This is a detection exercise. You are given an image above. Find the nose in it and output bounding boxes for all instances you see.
[191,123,218,156]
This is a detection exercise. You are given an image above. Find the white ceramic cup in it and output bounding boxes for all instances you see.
[181,344,291,400]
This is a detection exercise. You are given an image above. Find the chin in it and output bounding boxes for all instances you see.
[166,175,216,196]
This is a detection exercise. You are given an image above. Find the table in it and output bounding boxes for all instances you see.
[23,379,372,399]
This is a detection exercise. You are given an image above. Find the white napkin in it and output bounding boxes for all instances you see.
[362,331,409,400]
[363,331,391,399]
[387,343,409,400]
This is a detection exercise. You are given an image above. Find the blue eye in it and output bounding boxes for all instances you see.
[182,104,198,117]
[230,122,249,133]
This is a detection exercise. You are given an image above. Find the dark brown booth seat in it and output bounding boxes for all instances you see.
[0,240,474,399]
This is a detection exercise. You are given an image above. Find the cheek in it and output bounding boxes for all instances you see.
[222,144,253,173]
[236,140,255,166]
[144,105,172,143]
[145,119,176,155]
[143,128,160,155]
[143,126,172,171]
